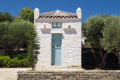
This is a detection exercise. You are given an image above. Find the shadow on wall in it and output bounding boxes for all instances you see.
[64,29,77,34]
[82,48,119,70]
[41,28,77,34]
[41,29,51,34]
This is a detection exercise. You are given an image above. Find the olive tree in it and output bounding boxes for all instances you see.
[0,21,38,53]
[101,16,120,63]
[0,22,11,53]
[82,16,106,67]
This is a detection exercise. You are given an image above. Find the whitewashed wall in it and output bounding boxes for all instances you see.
[34,19,82,68]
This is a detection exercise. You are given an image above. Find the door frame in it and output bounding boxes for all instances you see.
[51,33,62,66]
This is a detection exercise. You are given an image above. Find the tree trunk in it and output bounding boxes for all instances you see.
[99,47,107,68]
[99,48,104,67]
[103,52,108,68]
[115,52,120,63]
[114,49,120,63]
[91,47,97,61]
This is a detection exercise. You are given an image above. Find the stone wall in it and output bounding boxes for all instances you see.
[17,70,120,80]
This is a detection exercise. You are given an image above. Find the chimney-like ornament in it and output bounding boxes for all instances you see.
[76,7,82,18]
[34,8,40,19]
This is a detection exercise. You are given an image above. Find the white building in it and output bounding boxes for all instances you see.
[34,8,82,68]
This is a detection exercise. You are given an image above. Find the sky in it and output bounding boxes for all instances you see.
[0,0,120,23]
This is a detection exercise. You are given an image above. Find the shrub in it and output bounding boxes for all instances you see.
[9,58,29,67]
[16,53,28,60]
[0,56,10,67]
[0,55,31,67]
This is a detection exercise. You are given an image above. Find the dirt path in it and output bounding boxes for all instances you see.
[0,71,17,80]
[0,68,31,80]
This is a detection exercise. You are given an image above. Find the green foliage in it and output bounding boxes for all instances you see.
[27,40,39,70]
[0,12,4,22]
[0,55,30,67]
[14,16,23,22]
[19,8,34,23]
[0,12,13,22]
[83,15,120,68]
[0,8,39,68]
[82,16,105,48]
[3,12,13,22]
[0,20,39,68]
[16,53,28,60]
[0,56,10,67]
[10,58,29,67]
[0,21,35,53]
[101,16,120,53]
[0,22,11,52]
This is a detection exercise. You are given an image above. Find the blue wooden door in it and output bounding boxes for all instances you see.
[52,34,62,65]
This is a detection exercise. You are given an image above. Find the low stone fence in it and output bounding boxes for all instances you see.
[17,70,120,80]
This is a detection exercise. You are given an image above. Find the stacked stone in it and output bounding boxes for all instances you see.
[18,71,120,80]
